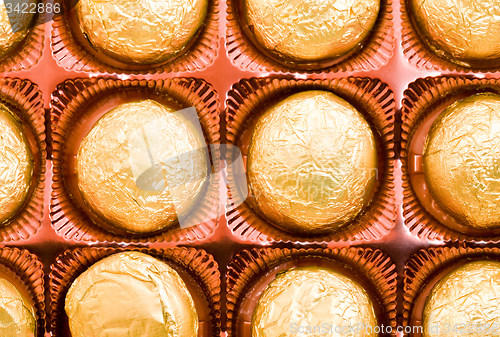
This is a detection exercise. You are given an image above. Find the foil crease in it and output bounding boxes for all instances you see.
[76,99,208,234]
[423,260,500,337]
[251,266,378,337]
[0,278,36,336]
[423,93,500,229]
[65,251,198,337]
[0,0,35,59]
[247,90,377,234]
[244,0,380,61]
[0,103,33,224]
[75,0,207,64]
[412,0,500,65]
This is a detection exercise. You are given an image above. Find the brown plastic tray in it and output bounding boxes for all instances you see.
[0,0,499,336]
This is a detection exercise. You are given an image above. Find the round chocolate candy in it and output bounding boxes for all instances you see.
[243,0,380,62]
[0,103,33,224]
[423,260,500,337]
[76,99,208,234]
[75,0,208,64]
[65,251,198,337]
[247,90,377,234]
[411,0,500,66]
[423,93,500,229]
[252,266,378,337]
[0,277,36,336]
[0,0,35,59]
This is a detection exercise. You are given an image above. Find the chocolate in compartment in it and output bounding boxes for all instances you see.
[403,246,500,336]
[226,0,394,72]
[50,0,219,74]
[50,77,220,243]
[0,78,46,242]
[226,247,397,337]
[49,247,221,337]
[0,247,46,336]
[225,77,395,243]
[401,0,500,72]
[402,76,500,242]
[0,1,44,72]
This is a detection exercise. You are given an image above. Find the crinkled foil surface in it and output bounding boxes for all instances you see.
[244,0,380,61]
[411,0,500,65]
[76,0,207,64]
[65,251,198,337]
[0,0,35,59]
[0,278,36,337]
[0,103,33,224]
[76,99,208,234]
[423,93,500,229]
[252,266,378,337]
[247,90,377,234]
[423,260,500,337]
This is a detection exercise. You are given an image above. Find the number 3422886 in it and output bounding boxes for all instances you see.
[5,2,61,14]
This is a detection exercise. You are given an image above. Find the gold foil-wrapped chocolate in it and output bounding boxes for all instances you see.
[244,0,380,62]
[423,260,500,337]
[0,277,36,336]
[77,99,209,234]
[0,0,35,59]
[75,0,208,64]
[423,93,500,229]
[0,103,33,224]
[252,266,378,337]
[411,0,500,66]
[65,251,198,337]
[247,90,377,234]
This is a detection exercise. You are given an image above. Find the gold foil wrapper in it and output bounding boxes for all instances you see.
[76,99,209,234]
[252,266,378,337]
[423,260,500,337]
[423,93,500,229]
[65,251,198,337]
[75,0,208,64]
[0,0,35,59]
[411,0,500,66]
[247,90,377,234]
[0,278,36,336]
[0,103,33,224]
[243,0,380,61]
